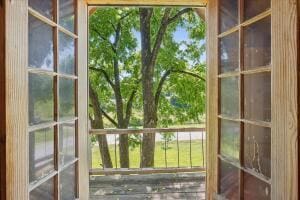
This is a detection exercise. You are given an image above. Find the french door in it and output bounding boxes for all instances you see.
[28,1,79,199]
[206,0,299,199]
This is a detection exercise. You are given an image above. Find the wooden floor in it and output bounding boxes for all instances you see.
[90,172,205,200]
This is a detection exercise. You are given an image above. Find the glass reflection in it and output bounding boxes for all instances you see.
[219,160,239,200]
[244,16,271,70]
[29,15,54,71]
[59,32,75,75]
[30,177,54,200]
[220,77,239,118]
[244,0,270,21]
[29,0,53,20]
[29,73,54,125]
[59,78,75,120]
[60,165,77,200]
[59,122,76,166]
[244,124,271,178]
[219,31,239,73]
[219,0,238,33]
[59,0,75,33]
[244,173,271,200]
[29,128,54,184]
[220,120,240,161]
[244,72,271,122]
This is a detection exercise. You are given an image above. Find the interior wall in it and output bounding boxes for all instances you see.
[0,0,5,199]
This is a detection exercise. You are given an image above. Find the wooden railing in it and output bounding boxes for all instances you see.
[89,127,206,175]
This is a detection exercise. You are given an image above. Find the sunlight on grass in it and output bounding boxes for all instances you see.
[91,140,206,169]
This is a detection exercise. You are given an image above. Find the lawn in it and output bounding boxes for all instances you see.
[91,139,206,169]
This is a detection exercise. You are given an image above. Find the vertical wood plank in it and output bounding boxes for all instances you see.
[5,0,29,199]
[206,0,219,199]
[271,0,298,199]
[77,1,89,199]
[0,1,5,199]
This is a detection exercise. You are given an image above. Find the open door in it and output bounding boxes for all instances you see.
[206,0,298,199]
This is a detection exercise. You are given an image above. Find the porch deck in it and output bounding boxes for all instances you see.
[89,172,206,200]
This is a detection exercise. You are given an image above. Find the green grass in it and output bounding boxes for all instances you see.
[91,140,206,169]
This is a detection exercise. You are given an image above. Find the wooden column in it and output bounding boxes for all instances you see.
[77,0,89,199]
[205,0,218,199]
[271,0,298,199]
[4,0,29,199]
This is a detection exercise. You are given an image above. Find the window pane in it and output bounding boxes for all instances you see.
[244,124,271,178]
[29,73,54,125]
[244,17,271,70]
[219,160,239,200]
[59,32,75,75]
[30,177,54,200]
[220,120,240,161]
[219,0,238,33]
[59,0,75,33]
[29,15,54,71]
[244,173,270,200]
[29,128,54,183]
[244,72,271,122]
[219,32,239,73]
[220,77,239,118]
[59,122,76,166]
[29,0,53,20]
[60,164,77,200]
[244,0,270,21]
[59,78,75,120]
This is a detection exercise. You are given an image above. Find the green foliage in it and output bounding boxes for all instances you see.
[89,7,206,129]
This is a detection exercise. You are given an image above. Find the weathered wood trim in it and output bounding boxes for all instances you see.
[90,167,205,175]
[206,0,218,199]
[90,127,206,135]
[86,0,207,6]
[271,0,299,199]
[77,0,89,199]
[0,1,5,199]
[5,0,29,199]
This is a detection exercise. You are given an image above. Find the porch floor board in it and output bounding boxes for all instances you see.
[89,172,205,200]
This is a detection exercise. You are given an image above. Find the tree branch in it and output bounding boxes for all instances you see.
[155,69,205,107]
[89,67,115,89]
[150,8,171,68]
[100,107,118,127]
[124,79,141,124]
[167,8,193,25]
[91,28,116,53]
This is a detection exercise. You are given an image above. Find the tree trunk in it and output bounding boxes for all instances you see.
[89,84,113,168]
[140,8,158,167]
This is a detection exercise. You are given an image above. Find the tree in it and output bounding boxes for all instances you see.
[139,8,205,167]
[89,8,140,168]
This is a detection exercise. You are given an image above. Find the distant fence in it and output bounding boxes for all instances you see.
[89,127,206,175]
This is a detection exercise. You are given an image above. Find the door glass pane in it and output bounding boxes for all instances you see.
[59,122,76,166]
[29,0,53,20]
[59,31,75,75]
[220,120,240,161]
[29,15,54,71]
[244,0,270,21]
[30,177,54,200]
[244,16,271,70]
[29,128,54,183]
[29,73,54,126]
[244,72,271,122]
[219,0,238,33]
[220,77,239,118]
[219,159,239,200]
[60,164,77,200]
[219,32,239,73]
[59,78,75,120]
[59,0,75,33]
[243,173,271,200]
[244,124,271,178]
